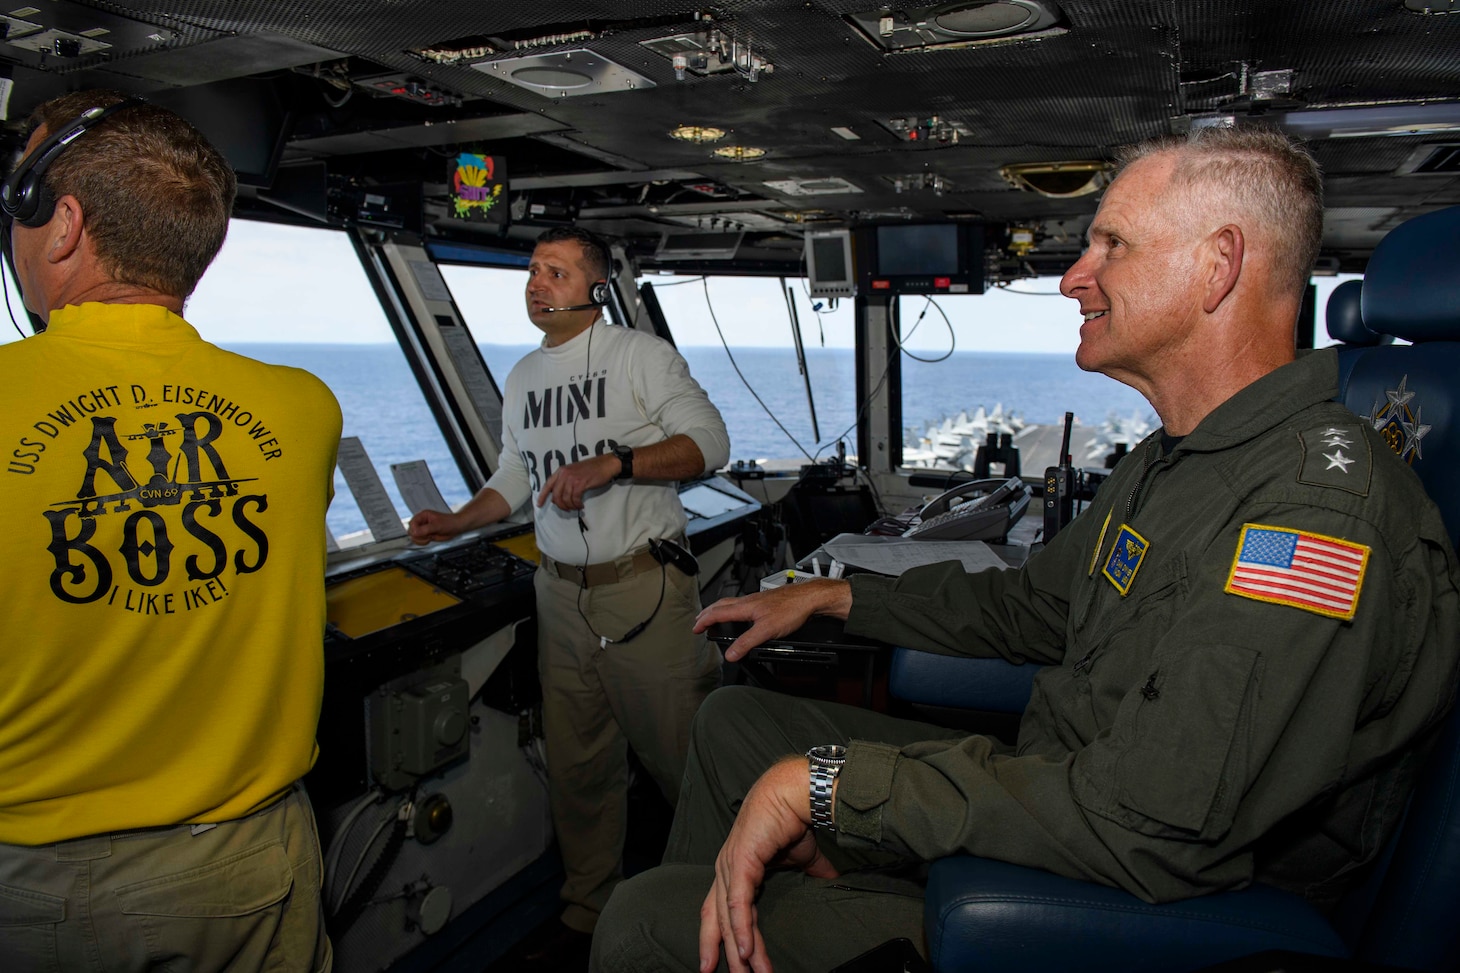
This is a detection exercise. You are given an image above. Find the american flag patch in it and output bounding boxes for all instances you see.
[1224,524,1369,620]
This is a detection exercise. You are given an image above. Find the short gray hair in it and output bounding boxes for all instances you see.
[1116,127,1324,300]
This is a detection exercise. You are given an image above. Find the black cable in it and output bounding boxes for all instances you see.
[700,277,814,462]
[648,274,707,287]
[942,467,979,490]
[811,338,897,465]
[810,291,923,465]
[571,318,667,646]
[891,296,956,364]
[2,224,27,338]
[810,294,960,467]
[333,808,407,937]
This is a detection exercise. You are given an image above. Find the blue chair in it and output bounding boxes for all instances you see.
[893,205,1460,973]
[1325,277,1392,393]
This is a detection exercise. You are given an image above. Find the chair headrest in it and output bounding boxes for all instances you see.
[1326,279,1391,346]
[1362,205,1460,342]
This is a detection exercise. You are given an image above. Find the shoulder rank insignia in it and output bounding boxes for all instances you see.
[1225,523,1369,620]
[1297,424,1371,496]
[1101,523,1149,596]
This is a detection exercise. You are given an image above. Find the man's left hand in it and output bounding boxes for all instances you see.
[699,756,840,973]
[537,453,619,511]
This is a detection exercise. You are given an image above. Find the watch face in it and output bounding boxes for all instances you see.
[807,744,847,764]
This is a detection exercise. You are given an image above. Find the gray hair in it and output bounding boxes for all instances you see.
[1116,127,1324,300]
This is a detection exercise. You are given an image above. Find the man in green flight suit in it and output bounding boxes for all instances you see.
[590,128,1460,973]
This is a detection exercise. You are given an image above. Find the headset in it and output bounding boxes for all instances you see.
[1,99,144,229]
[541,280,609,313]
[541,230,613,312]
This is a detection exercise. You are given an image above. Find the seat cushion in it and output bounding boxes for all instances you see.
[926,856,1350,973]
[888,648,1040,713]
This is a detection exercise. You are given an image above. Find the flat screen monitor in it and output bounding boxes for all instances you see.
[875,224,961,276]
[806,229,855,298]
[680,482,752,519]
[149,77,293,188]
[859,223,985,296]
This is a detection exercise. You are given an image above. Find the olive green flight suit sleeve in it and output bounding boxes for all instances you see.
[843,491,1102,667]
[835,501,1459,903]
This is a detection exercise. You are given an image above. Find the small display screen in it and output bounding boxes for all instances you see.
[681,483,752,519]
[810,234,850,282]
[875,224,961,276]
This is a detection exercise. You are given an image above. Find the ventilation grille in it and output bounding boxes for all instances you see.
[1412,144,1460,174]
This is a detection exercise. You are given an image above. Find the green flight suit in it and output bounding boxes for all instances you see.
[593,349,1460,972]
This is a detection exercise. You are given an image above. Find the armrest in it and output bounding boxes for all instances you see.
[888,647,1039,713]
[925,856,1349,973]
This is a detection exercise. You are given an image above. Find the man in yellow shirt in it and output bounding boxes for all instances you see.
[0,91,341,971]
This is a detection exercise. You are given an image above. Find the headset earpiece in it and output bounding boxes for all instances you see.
[589,280,609,306]
[15,182,56,230]
[1,99,143,229]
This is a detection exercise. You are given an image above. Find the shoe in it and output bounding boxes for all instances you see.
[519,920,592,971]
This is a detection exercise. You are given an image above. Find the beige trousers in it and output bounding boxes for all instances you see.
[0,784,331,973]
[534,555,722,933]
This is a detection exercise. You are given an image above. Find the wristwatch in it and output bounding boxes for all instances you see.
[611,443,634,480]
[806,744,847,831]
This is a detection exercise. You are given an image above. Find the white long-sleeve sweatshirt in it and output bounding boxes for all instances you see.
[485,320,729,563]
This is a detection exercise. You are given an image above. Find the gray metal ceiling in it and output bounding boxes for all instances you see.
[5,1,1458,275]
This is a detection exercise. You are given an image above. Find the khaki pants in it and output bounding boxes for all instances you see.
[593,686,966,973]
[535,556,722,934]
[0,784,331,973]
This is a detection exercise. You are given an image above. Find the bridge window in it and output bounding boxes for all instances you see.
[185,219,473,546]
[437,264,536,390]
[443,267,857,469]
[895,284,1154,475]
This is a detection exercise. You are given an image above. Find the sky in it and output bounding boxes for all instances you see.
[0,218,1360,352]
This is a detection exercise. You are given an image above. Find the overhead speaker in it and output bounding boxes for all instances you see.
[1000,161,1113,198]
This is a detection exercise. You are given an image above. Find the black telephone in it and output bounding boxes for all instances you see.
[902,475,1031,541]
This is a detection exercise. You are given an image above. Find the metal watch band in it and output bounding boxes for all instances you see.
[806,745,846,831]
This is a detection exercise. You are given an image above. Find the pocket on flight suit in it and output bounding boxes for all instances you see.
[1109,642,1261,839]
[0,881,66,973]
[114,839,294,970]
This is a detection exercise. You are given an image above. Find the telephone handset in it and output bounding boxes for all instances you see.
[903,475,1031,541]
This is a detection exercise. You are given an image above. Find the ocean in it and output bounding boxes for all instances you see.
[223,342,1155,539]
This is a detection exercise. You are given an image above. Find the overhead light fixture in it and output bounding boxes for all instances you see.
[670,124,726,143]
[830,126,861,140]
[713,145,767,161]
[1000,161,1112,198]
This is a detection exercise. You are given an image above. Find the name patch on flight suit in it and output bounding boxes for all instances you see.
[1101,523,1149,596]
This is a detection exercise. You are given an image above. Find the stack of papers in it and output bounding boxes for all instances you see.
[817,533,1011,576]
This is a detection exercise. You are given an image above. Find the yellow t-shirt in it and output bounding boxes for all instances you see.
[0,303,342,844]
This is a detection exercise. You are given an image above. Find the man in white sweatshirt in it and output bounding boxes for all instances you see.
[408,226,728,966]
